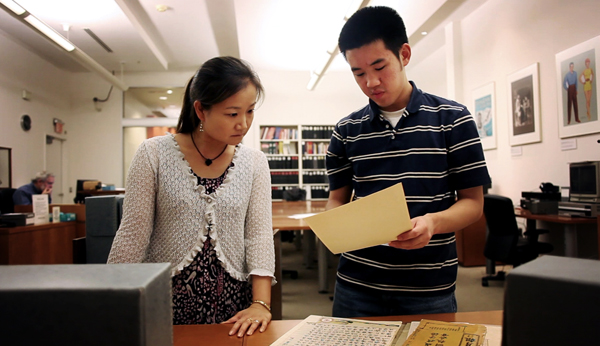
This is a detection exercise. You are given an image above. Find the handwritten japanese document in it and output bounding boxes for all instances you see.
[270,315,403,346]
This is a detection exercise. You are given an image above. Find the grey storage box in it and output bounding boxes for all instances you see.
[85,195,125,263]
[503,255,600,346]
[0,263,172,346]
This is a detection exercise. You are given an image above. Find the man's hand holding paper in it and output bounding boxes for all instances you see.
[388,214,436,250]
[305,183,412,254]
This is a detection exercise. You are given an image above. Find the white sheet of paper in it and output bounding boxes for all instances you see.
[288,213,316,219]
[305,183,412,254]
[32,194,49,225]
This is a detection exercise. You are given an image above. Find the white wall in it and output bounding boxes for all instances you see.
[456,0,600,204]
[65,73,124,202]
[248,69,367,147]
[0,29,71,195]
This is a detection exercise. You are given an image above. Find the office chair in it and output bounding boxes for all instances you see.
[481,194,553,287]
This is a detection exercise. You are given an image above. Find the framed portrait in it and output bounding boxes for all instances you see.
[472,82,496,150]
[507,63,541,146]
[555,35,600,138]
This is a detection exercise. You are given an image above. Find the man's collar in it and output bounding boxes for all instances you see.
[368,81,422,122]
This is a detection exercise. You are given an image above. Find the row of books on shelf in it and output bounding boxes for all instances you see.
[270,171,299,184]
[271,186,296,200]
[261,142,298,155]
[302,171,328,184]
[303,141,328,155]
[301,126,334,139]
[303,156,326,169]
[309,186,329,199]
[267,156,298,169]
[260,126,298,140]
[270,186,330,200]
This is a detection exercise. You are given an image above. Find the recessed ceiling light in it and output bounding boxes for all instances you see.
[166,89,173,94]
[421,31,428,36]
[156,4,168,12]
[159,96,167,100]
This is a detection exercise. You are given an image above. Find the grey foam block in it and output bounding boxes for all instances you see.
[503,255,600,346]
[0,263,173,346]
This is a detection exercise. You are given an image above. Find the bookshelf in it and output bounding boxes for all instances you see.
[260,125,333,201]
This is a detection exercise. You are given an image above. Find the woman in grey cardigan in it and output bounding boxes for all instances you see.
[108,57,275,337]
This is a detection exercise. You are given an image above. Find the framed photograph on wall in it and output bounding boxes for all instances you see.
[555,35,600,138]
[472,82,496,150]
[507,63,541,146]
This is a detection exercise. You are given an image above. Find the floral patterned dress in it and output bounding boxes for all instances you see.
[171,164,252,325]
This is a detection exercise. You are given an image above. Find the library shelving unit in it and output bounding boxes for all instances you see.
[259,125,334,201]
[260,125,300,201]
[301,125,333,200]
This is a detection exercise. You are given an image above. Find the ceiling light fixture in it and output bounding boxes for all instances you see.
[156,4,168,12]
[0,0,25,15]
[23,15,75,51]
[0,0,128,91]
[307,0,371,91]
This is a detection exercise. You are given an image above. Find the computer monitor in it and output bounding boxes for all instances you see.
[0,263,172,346]
[569,161,600,203]
[74,179,100,203]
[503,255,600,345]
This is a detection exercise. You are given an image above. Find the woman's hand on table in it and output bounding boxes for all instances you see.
[222,304,272,337]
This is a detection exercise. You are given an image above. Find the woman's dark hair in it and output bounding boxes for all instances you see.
[176,56,264,133]
[338,6,408,60]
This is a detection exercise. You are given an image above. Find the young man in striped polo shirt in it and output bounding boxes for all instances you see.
[326,6,491,317]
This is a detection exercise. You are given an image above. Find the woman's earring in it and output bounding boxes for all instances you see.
[198,122,204,132]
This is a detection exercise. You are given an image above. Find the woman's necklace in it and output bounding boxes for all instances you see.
[190,134,228,166]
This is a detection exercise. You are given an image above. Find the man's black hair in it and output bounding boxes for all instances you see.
[338,6,408,59]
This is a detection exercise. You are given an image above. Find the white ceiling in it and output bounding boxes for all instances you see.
[0,0,480,115]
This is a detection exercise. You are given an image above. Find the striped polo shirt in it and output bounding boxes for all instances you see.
[326,81,491,296]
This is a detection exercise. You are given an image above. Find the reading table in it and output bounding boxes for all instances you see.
[272,200,331,293]
[172,310,503,346]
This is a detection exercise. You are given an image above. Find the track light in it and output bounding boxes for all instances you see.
[0,0,25,15]
[23,15,75,51]
[306,0,371,91]
[0,0,128,91]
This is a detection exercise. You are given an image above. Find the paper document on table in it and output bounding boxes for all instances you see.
[305,182,411,254]
[270,315,402,346]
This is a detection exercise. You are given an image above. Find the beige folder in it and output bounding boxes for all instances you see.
[305,182,412,254]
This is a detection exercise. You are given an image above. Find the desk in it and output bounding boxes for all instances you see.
[272,201,330,293]
[515,208,599,258]
[0,221,77,264]
[172,310,503,346]
[14,203,86,238]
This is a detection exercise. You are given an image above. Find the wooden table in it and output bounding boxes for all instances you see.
[515,208,599,258]
[272,201,330,293]
[0,221,77,264]
[172,310,503,346]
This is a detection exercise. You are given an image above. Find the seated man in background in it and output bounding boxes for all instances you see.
[13,171,54,205]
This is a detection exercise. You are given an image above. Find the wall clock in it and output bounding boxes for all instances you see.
[20,114,31,131]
